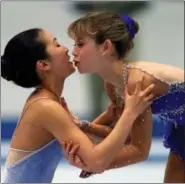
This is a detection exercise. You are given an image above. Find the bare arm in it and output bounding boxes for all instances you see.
[81,104,116,138]
[61,96,113,139]
[106,73,157,169]
[66,108,152,174]
[40,81,154,173]
[81,122,112,139]
[106,73,155,169]
[40,101,136,172]
[108,108,152,169]
[80,81,119,138]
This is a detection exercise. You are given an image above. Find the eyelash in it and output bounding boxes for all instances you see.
[73,43,84,47]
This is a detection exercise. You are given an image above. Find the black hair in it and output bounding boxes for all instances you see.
[1,28,48,88]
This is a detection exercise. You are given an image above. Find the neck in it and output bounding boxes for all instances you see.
[97,60,127,89]
[38,76,65,101]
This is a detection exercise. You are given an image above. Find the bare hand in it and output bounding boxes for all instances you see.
[124,75,154,117]
[62,142,86,169]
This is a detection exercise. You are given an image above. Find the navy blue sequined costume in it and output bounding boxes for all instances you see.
[115,64,185,161]
[151,81,184,160]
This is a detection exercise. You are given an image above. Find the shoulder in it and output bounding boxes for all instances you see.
[37,99,65,114]
[127,67,158,96]
[26,99,66,121]
[127,61,170,97]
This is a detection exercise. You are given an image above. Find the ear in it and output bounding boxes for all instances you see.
[36,60,50,71]
[101,39,114,56]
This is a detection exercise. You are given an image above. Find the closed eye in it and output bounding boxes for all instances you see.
[73,43,84,47]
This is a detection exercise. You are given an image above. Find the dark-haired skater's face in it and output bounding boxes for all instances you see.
[37,30,75,80]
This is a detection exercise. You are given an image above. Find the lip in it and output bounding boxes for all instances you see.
[74,62,79,67]
[73,60,80,62]
[73,60,80,64]
[73,61,80,67]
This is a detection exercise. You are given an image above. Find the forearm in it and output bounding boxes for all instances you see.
[90,110,137,170]
[91,111,114,126]
[82,123,112,138]
[108,144,148,169]
[80,110,113,139]
[66,111,136,173]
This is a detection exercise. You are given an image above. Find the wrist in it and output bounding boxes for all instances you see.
[80,121,91,131]
[121,109,137,121]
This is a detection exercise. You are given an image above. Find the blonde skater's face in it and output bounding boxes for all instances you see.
[72,37,109,74]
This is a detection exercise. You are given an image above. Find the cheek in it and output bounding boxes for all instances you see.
[80,48,90,58]
[81,48,96,62]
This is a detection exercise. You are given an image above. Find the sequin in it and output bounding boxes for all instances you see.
[3,140,63,182]
[112,64,185,161]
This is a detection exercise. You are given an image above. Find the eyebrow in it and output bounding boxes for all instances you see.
[53,38,57,42]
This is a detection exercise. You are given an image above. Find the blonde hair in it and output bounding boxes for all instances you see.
[68,11,139,57]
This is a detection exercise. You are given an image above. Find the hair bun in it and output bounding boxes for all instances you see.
[1,55,14,81]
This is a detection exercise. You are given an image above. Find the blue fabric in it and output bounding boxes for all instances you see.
[3,139,63,183]
[151,82,185,160]
[120,14,136,39]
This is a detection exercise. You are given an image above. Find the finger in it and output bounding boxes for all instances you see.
[146,100,153,107]
[66,142,73,154]
[75,157,86,167]
[124,84,129,97]
[78,156,86,166]
[144,93,154,102]
[69,144,80,157]
[142,83,155,96]
[134,75,144,94]
[143,101,153,111]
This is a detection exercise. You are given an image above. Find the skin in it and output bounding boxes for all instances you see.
[64,35,185,182]
[6,30,154,174]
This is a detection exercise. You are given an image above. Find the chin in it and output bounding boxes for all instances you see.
[65,69,75,78]
[76,67,92,74]
[69,69,76,75]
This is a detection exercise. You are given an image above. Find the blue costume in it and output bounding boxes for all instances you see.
[151,81,184,160]
[3,139,63,183]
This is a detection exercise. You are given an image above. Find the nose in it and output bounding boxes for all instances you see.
[72,46,79,57]
[64,47,69,54]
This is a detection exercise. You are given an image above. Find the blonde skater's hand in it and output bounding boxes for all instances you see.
[124,76,155,117]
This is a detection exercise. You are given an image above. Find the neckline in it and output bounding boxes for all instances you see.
[7,139,58,169]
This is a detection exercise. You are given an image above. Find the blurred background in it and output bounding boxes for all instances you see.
[1,1,184,183]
